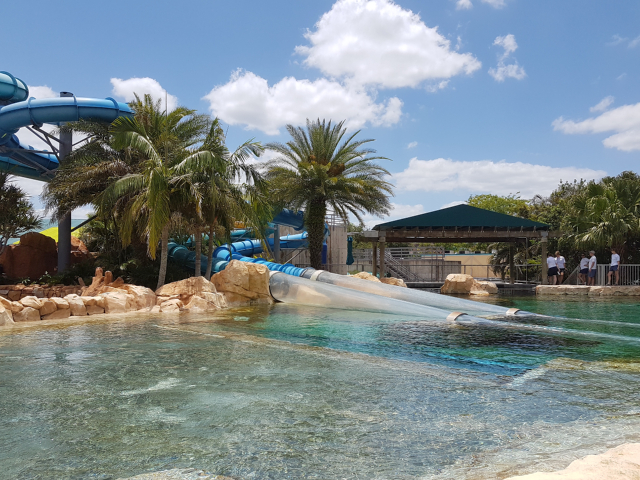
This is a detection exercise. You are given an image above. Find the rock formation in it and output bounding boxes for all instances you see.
[211,260,273,306]
[441,274,498,295]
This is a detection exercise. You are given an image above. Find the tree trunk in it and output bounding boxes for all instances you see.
[156,224,170,290]
[307,197,326,270]
[194,227,202,277]
[205,224,214,280]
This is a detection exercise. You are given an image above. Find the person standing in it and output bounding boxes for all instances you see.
[547,253,558,285]
[555,251,566,284]
[579,253,589,285]
[588,250,597,286]
[608,248,620,285]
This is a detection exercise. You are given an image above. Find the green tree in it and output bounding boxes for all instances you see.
[467,193,531,217]
[0,173,42,256]
[265,119,393,269]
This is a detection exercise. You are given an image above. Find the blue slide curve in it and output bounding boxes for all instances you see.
[0,72,133,180]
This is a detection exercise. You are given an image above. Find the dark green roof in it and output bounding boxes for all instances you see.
[374,204,549,231]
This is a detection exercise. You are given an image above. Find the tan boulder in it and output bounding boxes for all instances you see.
[441,274,476,294]
[120,284,157,310]
[156,295,179,306]
[80,296,99,306]
[352,271,382,282]
[33,287,45,298]
[0,296,11,310]
[380,277,407,288]
[64,294,87,316]
[13,307,40,322]
[156,276,217,297]
[20,296,43,310]
[159,298,184,313]
[86,305,105,315]
[38,299,57,316]
[201,291,227,309]
[149,305,161,314]
[471,280,498,296]
[41,309,71,320]
[82,267,105,296]
[70,236,89,254]
[0,232,58,279]
[185,295,219,312]
[100,291,134,314]
[0,304,13,326]
[10,301,23,313]
[51,297,70,309]
[20,231,57,252]
[211,260,273,306]
[7,290,20,301]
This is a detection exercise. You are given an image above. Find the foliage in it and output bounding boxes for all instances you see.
[265,119,393,269]
[0,172,43,256]
[467,193,531,217]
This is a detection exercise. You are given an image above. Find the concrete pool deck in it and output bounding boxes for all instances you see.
[536,285,640,296]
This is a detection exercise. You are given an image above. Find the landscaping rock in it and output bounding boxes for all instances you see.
[100,291,134,313]
[120,284,157,310]
[352,271,382,282]
[201,291,227,309]
[156,276,217,297]
[211,261,273,306]
[380,277,407,287]
[80,296,100,306]
[159,298,184,313]
[0,232,58,279]
[0,296,11,310]
[38,299,57,316]
[64,294,87,316]
[13,307,40,322]
[41,309,71,320]
[19,296,43,310]
[0,304,13,326]
[10,301,23,313]
[86,305,105,315]
[51,297,70,309]
[441,274,499,295]
[471,280,498,296]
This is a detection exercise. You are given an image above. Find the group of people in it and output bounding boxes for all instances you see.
[547,249,620,285]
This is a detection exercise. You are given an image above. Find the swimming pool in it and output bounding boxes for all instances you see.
[1,295,639,479]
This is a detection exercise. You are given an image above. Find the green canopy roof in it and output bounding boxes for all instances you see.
[374,204,549,231]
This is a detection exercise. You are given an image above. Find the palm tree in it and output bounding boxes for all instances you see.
[265,119,393,269]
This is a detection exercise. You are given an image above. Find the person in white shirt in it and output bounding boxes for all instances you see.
[555,251,566,284]
[588,251,597,286]
[579,253,589,285]
[608,248,620,285]
[546,253,558,285]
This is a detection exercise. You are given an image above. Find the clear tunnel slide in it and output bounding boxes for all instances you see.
[300,269,535,318]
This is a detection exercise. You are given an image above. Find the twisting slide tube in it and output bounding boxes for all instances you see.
[268,272,492,324]
[301,270,535,318]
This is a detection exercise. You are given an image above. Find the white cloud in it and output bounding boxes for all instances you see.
[358,202,425,228]
[481,0,506,7]
[457,0,506,9]
[607,34,640,48]
[295,0,481,89]
[489,34,526,82]
[590,96,614,113]
[629,35,640,48]
[203,70,403,135]
[394,158,605,198]
[553,102,640,152]
[110,77,178,112]
[27,85,57,99]
[407,141,418,149]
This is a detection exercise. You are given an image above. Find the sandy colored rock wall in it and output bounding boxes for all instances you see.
[536,285,640,296]
[441,274,498,295]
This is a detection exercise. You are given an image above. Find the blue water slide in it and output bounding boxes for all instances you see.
[0,94,133,180]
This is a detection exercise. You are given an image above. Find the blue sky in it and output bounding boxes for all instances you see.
[4,0,640,225]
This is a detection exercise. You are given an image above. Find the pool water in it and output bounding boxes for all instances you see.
[1,295,639,479]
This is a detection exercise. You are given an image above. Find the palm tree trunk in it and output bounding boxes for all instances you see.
[307,198,326,270]
[157,224,170,290]
[205,224,215,280]
[194,227,202,277]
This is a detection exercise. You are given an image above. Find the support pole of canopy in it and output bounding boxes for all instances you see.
[379,237,386,278]
[273,224,280,263]
[540,232,548,285]
[57,92,73,273]
[372,242,377,277]
[509,243,515,285]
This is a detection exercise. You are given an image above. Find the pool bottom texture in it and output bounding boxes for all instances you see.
[0,296,639,479]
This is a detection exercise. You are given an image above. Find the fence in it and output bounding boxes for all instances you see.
[596,264,640,285]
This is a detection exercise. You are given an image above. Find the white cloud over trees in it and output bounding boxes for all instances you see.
[489,34,526,82]
[111,77,178,112]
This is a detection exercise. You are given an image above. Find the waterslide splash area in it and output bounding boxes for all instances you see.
[1,70,640,479]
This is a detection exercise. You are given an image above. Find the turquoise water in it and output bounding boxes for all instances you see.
[1,296,640,479]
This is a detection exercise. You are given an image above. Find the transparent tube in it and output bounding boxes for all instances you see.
[268,272,490,323]
[302,270,535,318]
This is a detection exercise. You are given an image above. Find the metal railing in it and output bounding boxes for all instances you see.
[352,246,445,261]
[383,251,424,282]
[595,264,640,285]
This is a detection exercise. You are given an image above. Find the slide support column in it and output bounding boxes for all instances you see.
[379,237,386,278]
[57,92,73,273]
[273,224,280,263]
